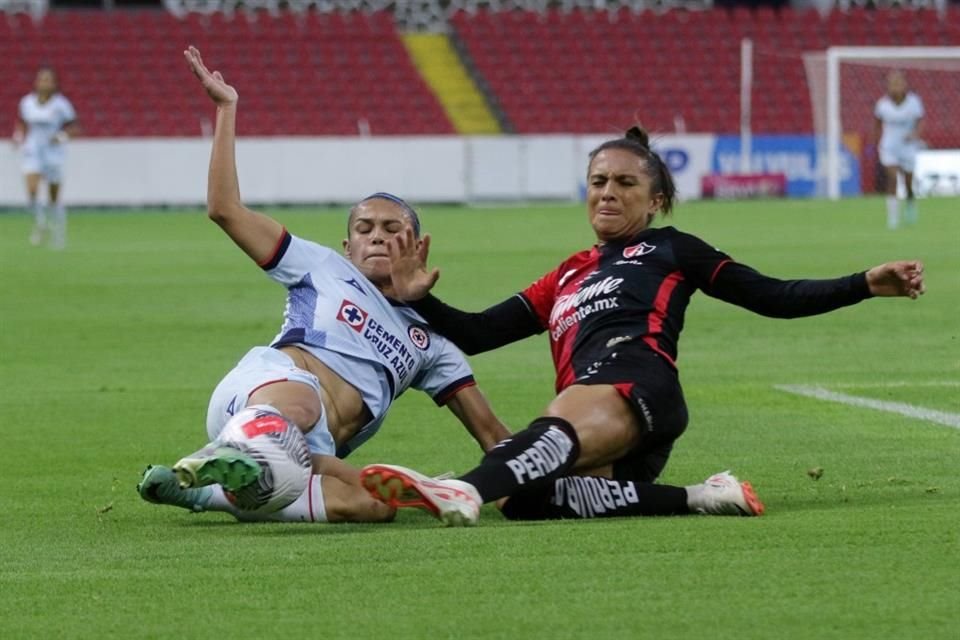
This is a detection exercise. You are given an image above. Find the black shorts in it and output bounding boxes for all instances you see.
[575,346,689,483]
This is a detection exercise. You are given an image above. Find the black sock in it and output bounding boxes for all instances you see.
[500,476,690,520]
[459,417,580,502]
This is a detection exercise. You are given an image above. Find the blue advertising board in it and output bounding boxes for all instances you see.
[712,135,860,197]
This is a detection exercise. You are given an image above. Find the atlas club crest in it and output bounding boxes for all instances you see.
[623,242,656,259]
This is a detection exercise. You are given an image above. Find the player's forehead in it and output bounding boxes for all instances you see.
[589,148,648,177]
[887,71,907,88]
[349,199,411,226]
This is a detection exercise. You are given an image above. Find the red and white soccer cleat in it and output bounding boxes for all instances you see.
[360,463,482,527]
[691,471,765,516]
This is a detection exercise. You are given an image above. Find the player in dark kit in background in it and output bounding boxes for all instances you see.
[359,127,926,526]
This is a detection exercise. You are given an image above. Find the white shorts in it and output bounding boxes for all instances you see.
[206,346,337,456]
[879,142,919,173]
[21,143,65,183]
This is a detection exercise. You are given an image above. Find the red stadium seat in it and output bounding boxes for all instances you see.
[5,8,452,136]
[6,6,957,140]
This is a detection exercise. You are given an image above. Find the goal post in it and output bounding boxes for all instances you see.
[805,46,960,200]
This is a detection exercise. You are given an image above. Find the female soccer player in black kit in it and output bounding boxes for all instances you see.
[359,127,926,526]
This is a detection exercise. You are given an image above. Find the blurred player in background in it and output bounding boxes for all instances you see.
[12,67,78,249]
[359,127,926,526]
[137,47,510,525]
[874,70,924,229]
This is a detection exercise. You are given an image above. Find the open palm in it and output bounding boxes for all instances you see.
[388,228,439,301]
[184,45,238,106]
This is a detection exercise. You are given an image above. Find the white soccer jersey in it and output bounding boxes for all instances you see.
[19,92,76,149]
[263,230,476,457]
[875,92,924,150]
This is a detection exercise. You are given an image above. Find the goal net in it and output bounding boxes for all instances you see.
[804,46,960,199]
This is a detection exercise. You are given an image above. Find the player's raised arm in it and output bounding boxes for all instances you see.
[444,386,512,453]
[184,46,284,265]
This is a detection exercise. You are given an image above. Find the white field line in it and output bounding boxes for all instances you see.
[774,384,960,430]
[829,381,960,389]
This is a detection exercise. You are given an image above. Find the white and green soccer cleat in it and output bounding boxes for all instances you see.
[171,445,261,492]
[137,465,213,512]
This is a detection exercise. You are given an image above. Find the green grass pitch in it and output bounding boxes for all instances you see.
[1,197,958,639]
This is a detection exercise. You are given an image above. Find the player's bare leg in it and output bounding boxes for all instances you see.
[902,169,918,224]
[247,380,323,436]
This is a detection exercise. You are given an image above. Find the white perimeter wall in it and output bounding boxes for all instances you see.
[0,134,714,207]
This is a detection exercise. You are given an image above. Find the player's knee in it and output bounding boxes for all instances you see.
[282,403,322,434]
[249,390,322,433]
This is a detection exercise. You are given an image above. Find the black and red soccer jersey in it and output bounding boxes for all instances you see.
[411,226,872,394]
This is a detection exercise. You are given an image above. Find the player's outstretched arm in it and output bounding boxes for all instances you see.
[184,45,284,265]
[445,386,512,452]
[866,260,925,299]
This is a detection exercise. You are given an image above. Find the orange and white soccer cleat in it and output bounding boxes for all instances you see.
[360,463,482,527]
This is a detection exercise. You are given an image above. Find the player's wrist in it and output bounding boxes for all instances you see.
[54,130,69,143]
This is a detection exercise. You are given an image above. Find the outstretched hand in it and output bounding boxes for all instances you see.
[184,45,238,106]
[866,260,925,299]
[387,227,439,301]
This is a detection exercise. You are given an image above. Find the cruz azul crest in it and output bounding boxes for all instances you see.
[623,242,656,259]
[408,324,431,350]
[336,300,368,332]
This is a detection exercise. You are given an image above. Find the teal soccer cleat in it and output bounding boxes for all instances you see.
[137,465,213,512]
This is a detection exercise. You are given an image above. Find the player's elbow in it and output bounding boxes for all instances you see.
[206,200,242,225]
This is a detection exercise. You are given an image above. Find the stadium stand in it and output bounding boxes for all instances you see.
[451,7,960,142]
[3,6,958,139]
[0,9,454,136]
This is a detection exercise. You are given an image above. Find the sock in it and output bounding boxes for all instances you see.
[459,417,580,503]
[903,198,918,224]
[500,476,689,520]
[885,196,900,229]
[31,198,45,226]
[50,203,66,248]
[207,475,328,523]
[684,482,710,513]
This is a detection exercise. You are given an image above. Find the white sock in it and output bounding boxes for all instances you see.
[205,475,328,523]
[50,203,67,248]
[685,483,706,512]
[32,198,46,227]
[903,199,918,224]
[266,475,327,522]
[885,196,900,229]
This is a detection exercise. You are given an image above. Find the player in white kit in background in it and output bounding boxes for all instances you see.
[137,47,511,525]
[873,70,924,230]
[13,67,78,249]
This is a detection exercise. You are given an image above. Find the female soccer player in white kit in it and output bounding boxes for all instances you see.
[137,47,511,525]
[13,67,78,249]
[874,71,924,229]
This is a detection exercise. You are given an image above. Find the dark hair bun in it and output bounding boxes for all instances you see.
[625,126,650,149]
